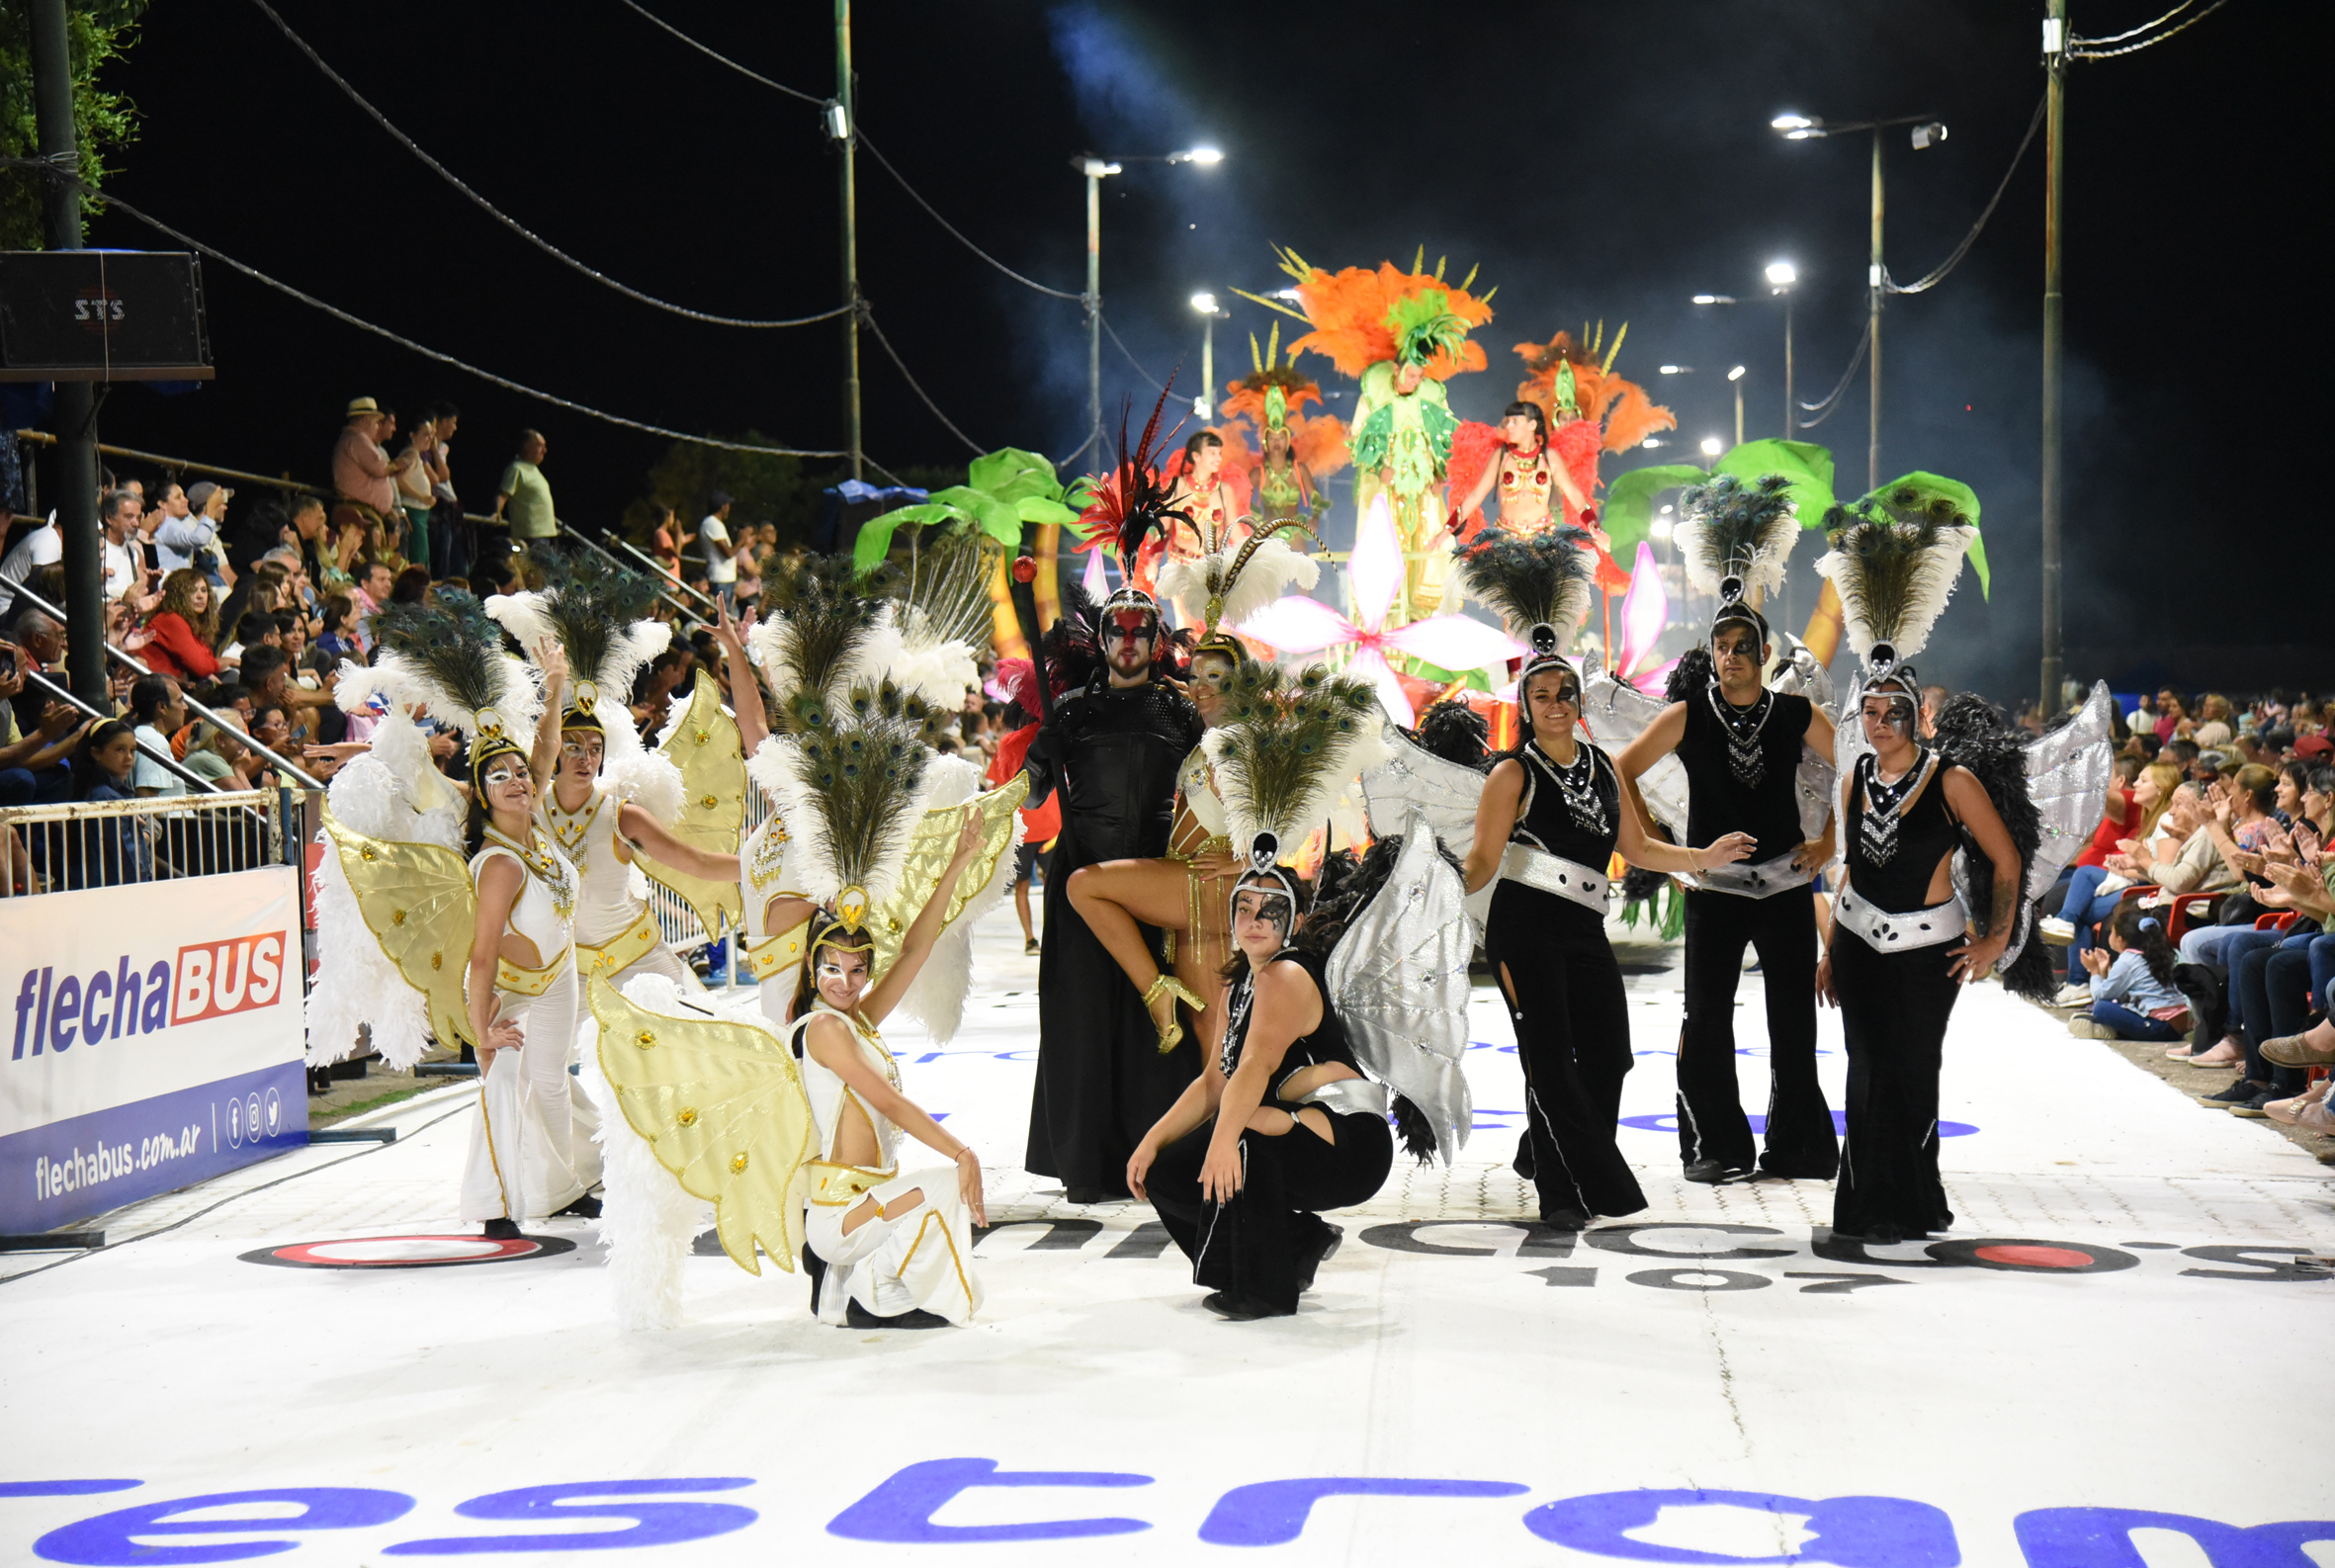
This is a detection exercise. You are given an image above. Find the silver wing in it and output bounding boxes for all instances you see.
[1325,819,1475,1166]
[1357,727,1496,937]
[1770,633,1839,720]
[1589,671,1838,856]
[2021,681,2119,903]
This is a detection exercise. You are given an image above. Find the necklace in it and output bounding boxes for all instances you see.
[1707,683,1774,789]
[1858,749,1933,867]
[542,790,602,874]
[1531,740,1608,835]
[486,825,576,923]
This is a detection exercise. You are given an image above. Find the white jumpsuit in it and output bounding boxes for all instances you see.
[459,831,601,1223]
[791,1002,983,1326]
[542,787,695,992]
[738,815,812,1026]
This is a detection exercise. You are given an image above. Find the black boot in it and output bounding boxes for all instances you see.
[845,1299,951,1330]
[803,1245,827,1314]
[481,1217,523,1241]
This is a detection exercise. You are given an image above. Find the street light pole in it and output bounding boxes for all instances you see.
[1728,365,1746,448]
[833,1,862,482]
[2039,0,2069,715]
[1868,128,1884,494]
[1082,159,1106,466]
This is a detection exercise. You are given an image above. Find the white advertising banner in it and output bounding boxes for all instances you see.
[1,865,307,1233]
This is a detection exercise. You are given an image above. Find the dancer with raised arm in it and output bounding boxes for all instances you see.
[1611,475,1840,1186]
[1459,531,1756,1226]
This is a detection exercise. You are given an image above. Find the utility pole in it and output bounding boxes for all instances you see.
[1782,290,1794,440]
[31,0,104,708]
[2039,0,2069,714]
[1082,159,1106,467]
[834,1,863,481]
[1867,128,1884,495]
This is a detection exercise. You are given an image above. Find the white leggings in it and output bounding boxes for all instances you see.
[805,1167,983,1326]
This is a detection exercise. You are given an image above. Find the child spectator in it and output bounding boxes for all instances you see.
[2068,906,2189,1041]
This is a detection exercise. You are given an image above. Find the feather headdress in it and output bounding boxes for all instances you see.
[1156,523,1322,654]
[1813,488,1978,684]
[1511,322,1676,456]
[853,530,995,710]
[1204,664,1392,922]
[747,683,937,952]
[1073,383,1188,578]
[1458,525,1600,675]
[747,552,898,722]
[1679,472,1799,610]
[1233,244,1495,382]
[351,592,540,777]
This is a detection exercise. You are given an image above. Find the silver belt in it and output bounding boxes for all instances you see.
[1834,884,1966,953]
[1679,848,1819,900]
[1290,1077,1389,1118]
[1499,842,1610,915]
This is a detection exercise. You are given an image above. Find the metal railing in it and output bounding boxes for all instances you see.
[1,788,289,898]
[642,785,774,953]
[553,524,710,632]
[607,532,724,617]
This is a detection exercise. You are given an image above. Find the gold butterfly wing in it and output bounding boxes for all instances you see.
[636,669,747,937]
[589,977,819,1276]
[868,774,1031,982]
[321,806,478,1051]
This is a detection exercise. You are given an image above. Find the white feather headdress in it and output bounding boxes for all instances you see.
[1678,472,1799,604]
[1159,528,1322,645]
[1813,503,1977,668]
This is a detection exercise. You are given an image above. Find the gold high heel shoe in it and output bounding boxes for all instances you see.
[1143,974,1205,1055]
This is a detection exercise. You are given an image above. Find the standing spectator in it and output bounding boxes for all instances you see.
[151,482,216,582]
[332,397,417,550]
[423,401,467,583]
[695,490,736,609]
[140,568,222,683]
[645,503,683,580]
[2154,688,2189,743]
[350,561,393,651]
[394,413,439,573]
[101,488,146,603]
[491,430,559,547]
[128,673,191,799]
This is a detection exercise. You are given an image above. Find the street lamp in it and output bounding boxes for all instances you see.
[1728,364,1747,447]
[1072,146,1225,464]
[1766,260,1797,445]
[1769,112,1946,492]
[1189,292,1226,420]
[1699,436,1725,459]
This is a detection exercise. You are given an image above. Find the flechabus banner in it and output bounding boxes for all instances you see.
[0,865,307,1234]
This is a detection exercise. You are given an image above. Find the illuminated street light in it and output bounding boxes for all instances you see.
[1727,365,1747,382]
[1765,260,1797,289]
[1700,436,1725,457]
[1772,112,1814,131]
[1190,292,1227,419]
[1659,365,1692,376]
[1168,146,1224,165]
[1189,292,1218,314]
[1691,294,1736,305]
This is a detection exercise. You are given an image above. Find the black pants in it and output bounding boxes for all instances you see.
[1831,929,1958,1240]
[1148,1107,1392,1314]
[1485,888,1646,1219]
[1676,884,1838,1178]
[2235,940,2311,1093]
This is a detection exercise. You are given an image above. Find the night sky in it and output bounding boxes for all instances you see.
[73,1,2304,704]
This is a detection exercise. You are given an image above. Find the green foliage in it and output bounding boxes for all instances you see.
[0,0,146,251]
[1600,464,1706,558]
[850,445,1079,571]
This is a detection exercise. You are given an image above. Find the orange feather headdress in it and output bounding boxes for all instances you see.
[1512,321,1676,455]
[1234,245,1495,383]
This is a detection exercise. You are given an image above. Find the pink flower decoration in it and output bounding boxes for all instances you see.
[1233,494,1524,726]
[1613,540,1678,695]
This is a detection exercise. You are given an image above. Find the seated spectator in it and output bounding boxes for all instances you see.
[8,606,66,740]
[350,560,392,643]
[2068,906,2189,1040]
[2192,693,2235,750]
[238,645,333,743]
[128,673,192,799]
[2154,688,2189,743]
[316,594,362,663]
[218,609,282,670]
[279,611,309,668]
[252,701,295,759]
[65,718,151,886]
[389,564,430,606]
[2076,757,2142,870]
[138,567,224,682]
[0,641,84,807]
[182,715,251,787]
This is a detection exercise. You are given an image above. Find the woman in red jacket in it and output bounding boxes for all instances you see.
[140,568,222,683]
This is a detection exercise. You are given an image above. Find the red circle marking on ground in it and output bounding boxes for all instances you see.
[266,1235,545,1267]
[1972,1244,2096,1269]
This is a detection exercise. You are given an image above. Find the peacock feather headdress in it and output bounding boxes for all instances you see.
[1204,664,1392,927]
[357,592,540,782]
[1813,484,1979,696]
[485,546,670,746]
[1457,525,1599,688]
[1679,472,1799,647]
[747,552,900,725]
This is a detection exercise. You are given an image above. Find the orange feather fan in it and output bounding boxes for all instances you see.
[1235,245,1495,383]
[1512,328,1677,455]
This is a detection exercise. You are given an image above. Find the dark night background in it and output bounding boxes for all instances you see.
[59,1,2312,707]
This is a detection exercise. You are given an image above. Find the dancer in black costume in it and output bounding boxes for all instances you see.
[1023,402,1204,1202]
[1132,859,1394,1319]
[1613,475,1839,1185]
[1459,532,1755,1227]
[1814,500,2026,1245]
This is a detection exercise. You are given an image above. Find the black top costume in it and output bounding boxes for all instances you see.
[1671,681,1839,1182]
[1022,678,1204,1198]
[1484,740,1648,1223]
[1144,946,1394,1315]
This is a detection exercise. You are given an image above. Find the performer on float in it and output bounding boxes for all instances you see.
[1030,403,1206,1203]
[1448,396,1593,541]
[1223,325,1342,529]
[1611,475,1841,1186]
[1131,665,1447,1320]
[312,596,600,1237]
[1813,502,2026,1245]
[1070,525,1322,1057]
[485,557,738,998]
[1459,531,1756,1225]
[591,693,999,1330]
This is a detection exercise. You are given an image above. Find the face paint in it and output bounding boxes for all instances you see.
[1102,611,1155,646]
[481,756,528,790]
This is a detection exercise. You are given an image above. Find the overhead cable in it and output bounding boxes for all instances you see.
[857,133,1084,302]
[2071,0,2232,56]
[859,307,988,457]
[3,161,844,457]
[1101,314,1169,393]
[242,0,848,330]
[2071,0,2194,44]
[1885,95,2046,296]
[1794,315,1873,430]
[610,0,824,104]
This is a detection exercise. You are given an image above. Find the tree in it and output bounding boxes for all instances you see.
[0,0,146,251]
[615,432,961,550]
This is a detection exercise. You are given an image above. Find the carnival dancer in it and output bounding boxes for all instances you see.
[1069,525,1322,1058]
[1224,325,1340,528]
[590,693,999,1329]
[1813,502,2027,1245]
[1130,665,1429,1320]
[485,556,736,998]
[1612,475,1841,1185]
[1448,399,1594,541]
[312,595,600,1237]
[1460,532,1756,1225]
[1030,405,1206,1202]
